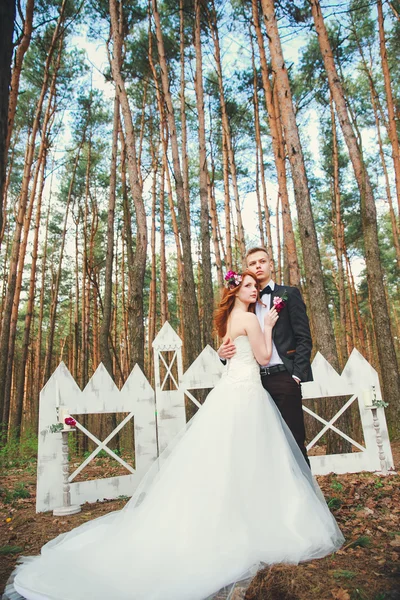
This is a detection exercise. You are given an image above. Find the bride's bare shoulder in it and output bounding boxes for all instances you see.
[240,312,259,329]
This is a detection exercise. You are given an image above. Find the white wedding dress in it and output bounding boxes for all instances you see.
[13,336,344,600]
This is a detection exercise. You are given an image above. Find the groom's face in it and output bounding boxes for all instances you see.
[246,251,272,286]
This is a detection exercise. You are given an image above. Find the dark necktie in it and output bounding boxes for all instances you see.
[260,285,273,298]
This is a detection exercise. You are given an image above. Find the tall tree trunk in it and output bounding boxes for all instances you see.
[367,63,400,269]
[72,207,80,382]
[99,88,119,378]
[151,0,201,366]
[252,0,299,285]
[4,0,33,164]
[33,200,50,427]
[377,0,400,217]
[120,225,129,376]
[159,162,168,325]
[194,0,213,347]
[13,144,47,435]
[255,144,265,247]
[119,131,133,369]
[351,19,400,266]
[250,31,266,248]
[7,44,61,431]
[43,159,76,385]
[222,130,232,270]
[148,145,158,377]
[179,0,190,237]
[109,0,147,370]
[310,0,400,429]
[1,133,18,246]
[0,0,16,234]
[207,168,224,290]
[207,0,246,265]
[276,195,282,284]
[0,3,67,425]
[330,96,348,368]
[261,0,339,369]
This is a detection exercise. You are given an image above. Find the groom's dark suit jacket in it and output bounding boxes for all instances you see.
[268,284,313,382]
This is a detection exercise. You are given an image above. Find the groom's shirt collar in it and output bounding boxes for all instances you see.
[262,279,275,292]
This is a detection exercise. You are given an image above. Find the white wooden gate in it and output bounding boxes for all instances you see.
[36,323,394,512]
[36,363,157,512]
[302,349,394,475]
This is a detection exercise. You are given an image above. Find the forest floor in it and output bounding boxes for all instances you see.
[0,443,399,600]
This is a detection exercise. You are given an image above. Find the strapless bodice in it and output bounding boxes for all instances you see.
[225,336,261,384]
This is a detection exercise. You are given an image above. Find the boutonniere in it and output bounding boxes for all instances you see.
[273,291,288,314]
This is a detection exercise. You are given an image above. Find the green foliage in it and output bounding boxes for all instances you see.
[348,535,372,548]
[0,545,24,555]
[333,569,357,580]
[327,497,342,510]
[0,429,38,470]
[330,480,344,492]
[0,482,31,504]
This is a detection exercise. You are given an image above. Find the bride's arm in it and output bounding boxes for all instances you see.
[263,308,279,362]
[243,311,278,365]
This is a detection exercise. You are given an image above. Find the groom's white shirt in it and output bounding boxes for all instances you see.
[255,280,283,369]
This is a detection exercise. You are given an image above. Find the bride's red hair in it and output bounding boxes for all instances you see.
[214,270,259,338]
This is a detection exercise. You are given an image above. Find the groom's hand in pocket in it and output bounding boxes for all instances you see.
[218,338,236,361]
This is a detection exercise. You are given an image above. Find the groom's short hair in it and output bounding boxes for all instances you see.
[245,246,270,261]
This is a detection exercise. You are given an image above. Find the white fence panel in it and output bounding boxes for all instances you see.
[36,324,394,513]
[36,363,157,512]
[302,349,394,475]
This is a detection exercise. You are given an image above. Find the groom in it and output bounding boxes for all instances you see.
[218,247,312,466]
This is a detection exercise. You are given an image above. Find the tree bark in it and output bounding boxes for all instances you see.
[0,1,67,425]
[369,80,400,269]
[151,0,201,367]
[0,0,16,235]
[159,162,168,325]
[148,144,158,378]
[7,38,62,431]
[310,0,400,429]
[330,96,348,368]
[12,139,47,435]
[33,200,50,427]
[43,150,78,385]
[4,0,33,164]
[377,0,400,217]
[194,0,213,347]
[252,0,299,285]
[275,195,282,284]
[179,0,191,238]
[260,0,339,369]
[109,0,147,370]
[99,89,119,378]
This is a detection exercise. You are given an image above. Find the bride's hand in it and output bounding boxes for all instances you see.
[264,307,279,329]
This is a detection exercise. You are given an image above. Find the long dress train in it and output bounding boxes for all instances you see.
[13,336,344,600]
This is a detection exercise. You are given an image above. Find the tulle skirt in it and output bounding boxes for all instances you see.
[14,365,343,600]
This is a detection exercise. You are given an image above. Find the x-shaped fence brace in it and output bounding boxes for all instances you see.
[68,412,135,482]
[182,389,202,409]
[304,393,365,452]
[67,387,366,482]
[159,350,179,391]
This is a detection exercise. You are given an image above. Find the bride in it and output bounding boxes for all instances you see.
[13,270,344,600]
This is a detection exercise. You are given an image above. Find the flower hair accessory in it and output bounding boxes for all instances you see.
[224,270,242,289]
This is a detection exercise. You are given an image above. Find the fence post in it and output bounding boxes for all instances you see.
[152,322,185,454]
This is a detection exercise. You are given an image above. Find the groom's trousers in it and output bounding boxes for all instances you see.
[261,371,310,467]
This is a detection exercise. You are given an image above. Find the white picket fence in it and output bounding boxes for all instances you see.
[36,321,394,512]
